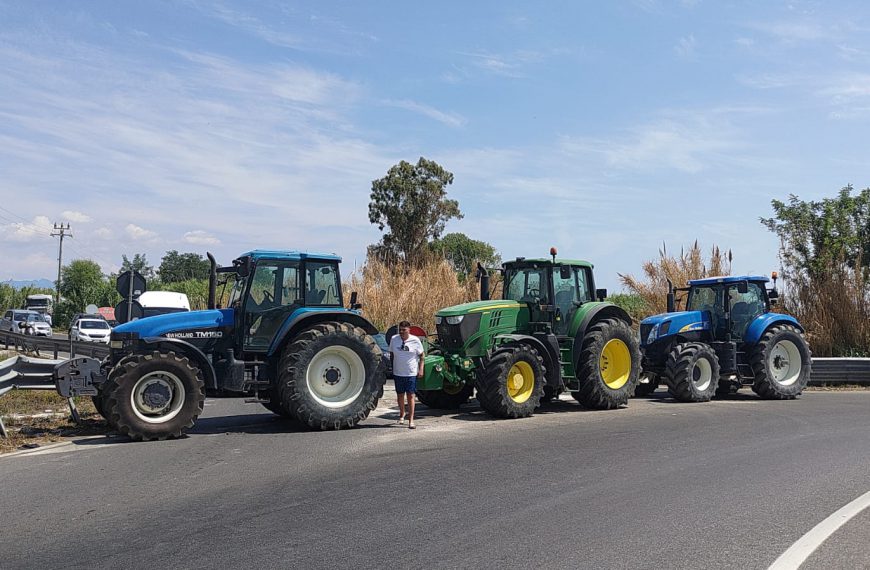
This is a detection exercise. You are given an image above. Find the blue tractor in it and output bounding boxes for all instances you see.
[636,274,812,401]
[56,250,386,441]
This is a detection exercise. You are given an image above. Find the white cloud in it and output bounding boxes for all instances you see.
[126,224,158,240]
[383,100,466,128]
[62,210,92,223]
[183,230,221,245]
[1,215,53,242]
[675,35,697,58]
[94,227,113,239]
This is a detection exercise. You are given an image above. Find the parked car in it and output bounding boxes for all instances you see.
[70,318,112,343]
[373,333,393,379]
[1,309,52,336]
[69,313,106,335]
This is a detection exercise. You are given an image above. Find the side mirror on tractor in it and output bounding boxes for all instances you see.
[596,288,607,301]
[738,280,749,294]
[349,291,362,310]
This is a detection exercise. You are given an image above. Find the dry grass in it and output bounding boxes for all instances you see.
[783,263,870,357]
[619,241,732,316]
[346,256,482,332]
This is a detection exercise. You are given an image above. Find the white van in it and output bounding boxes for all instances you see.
[137,291,191,318]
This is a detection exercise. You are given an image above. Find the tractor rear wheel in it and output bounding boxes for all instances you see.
[750,325,811,399]
[664,343,721,402]
[417,383,474,410]
[476,344,545,418]
[634,373,659,397]
[278,322,385,430]
[103,351,205,441]
[573,318,640,409]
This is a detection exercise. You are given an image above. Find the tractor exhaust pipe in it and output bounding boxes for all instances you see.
[476,262,490,301]
[666,279,675,313]
[207,252,217,310]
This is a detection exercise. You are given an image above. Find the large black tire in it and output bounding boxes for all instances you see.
[572,318,640,409]
[417,383,474,410]
[260,390,294,418]
[278,322,385,430]
[476,344,545,418]
[98,353,144,429]
[750,324,812,399]
[664,343,721,402]
[633,374,659,397]
[104,351,205,441]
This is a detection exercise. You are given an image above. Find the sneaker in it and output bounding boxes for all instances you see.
[396,416,405,424]
[408,421,416,429]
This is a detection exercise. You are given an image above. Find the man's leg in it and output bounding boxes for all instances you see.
[397,390,405,420]
[408,377,416,427]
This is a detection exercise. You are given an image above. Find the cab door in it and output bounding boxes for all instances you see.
[243,260,301,351]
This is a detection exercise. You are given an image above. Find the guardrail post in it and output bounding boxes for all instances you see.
[67,398,81,424]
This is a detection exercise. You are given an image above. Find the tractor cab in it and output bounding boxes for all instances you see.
[222,250,344,352]
[502,250,603,336]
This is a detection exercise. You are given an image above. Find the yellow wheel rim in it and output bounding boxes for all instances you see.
[507,361,535,403]
[600,339,631,390]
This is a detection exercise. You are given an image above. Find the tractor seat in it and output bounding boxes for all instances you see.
[305,289,326,304]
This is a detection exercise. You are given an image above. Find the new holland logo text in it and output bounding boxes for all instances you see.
[165,330,223,339]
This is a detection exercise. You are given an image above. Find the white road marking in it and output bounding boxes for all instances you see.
[768,489,870,570]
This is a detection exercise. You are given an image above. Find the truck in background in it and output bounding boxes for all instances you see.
[24,294,54,326]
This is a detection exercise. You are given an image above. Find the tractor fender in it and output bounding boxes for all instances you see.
[571,303,632,353]
[744,314,803,345]
[137,337,218,391]
[268,309,379,357]
[494,333,561,387]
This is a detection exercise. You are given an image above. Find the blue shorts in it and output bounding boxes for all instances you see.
[394,375,417,394]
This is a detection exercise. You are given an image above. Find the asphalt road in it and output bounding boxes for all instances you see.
[2,389,869,570]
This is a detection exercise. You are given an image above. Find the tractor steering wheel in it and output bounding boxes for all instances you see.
[527,288,540,298]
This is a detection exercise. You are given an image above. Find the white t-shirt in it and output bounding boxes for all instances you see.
[389,334,425,377]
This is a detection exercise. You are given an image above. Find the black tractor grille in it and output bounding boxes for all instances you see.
[640,323,653,343]
[437,323,464,351]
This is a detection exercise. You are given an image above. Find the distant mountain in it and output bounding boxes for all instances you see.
[2,279,55,290]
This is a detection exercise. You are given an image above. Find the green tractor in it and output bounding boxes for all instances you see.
[417,249,641,418]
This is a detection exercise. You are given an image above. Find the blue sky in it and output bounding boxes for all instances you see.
[1,1,869,290]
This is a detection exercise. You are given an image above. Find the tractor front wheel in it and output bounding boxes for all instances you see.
[278,322,385,430]
[573,318,640,409]
[664,343,721,402]
[476,344,545,418]
[417,383,474,410]
[750,325,811,399]
[103,351,205,441]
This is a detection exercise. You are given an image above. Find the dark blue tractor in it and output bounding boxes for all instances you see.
[57,250,385,441]
[636,274,812,401]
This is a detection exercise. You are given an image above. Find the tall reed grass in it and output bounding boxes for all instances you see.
[619,241,732,316]
[346,257,481,332]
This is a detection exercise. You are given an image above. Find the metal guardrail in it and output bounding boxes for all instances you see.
[0,330,109,360]
[809,358,870,385]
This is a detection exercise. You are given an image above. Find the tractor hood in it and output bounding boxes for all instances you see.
[640,310,710,346]
[113,308,234,338]
[436,300,522,317]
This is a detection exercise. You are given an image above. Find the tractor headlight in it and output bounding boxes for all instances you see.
[646,323,660,345]
[445,315,464,325]
[434,316,443,325]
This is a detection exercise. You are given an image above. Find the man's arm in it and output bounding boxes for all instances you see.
[417,342,425,377]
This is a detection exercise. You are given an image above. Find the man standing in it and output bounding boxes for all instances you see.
[389,321,425,429]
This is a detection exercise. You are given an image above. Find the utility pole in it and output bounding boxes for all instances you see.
[51,223,72,304]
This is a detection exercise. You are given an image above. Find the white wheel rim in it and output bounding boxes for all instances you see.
[130,371,186,424]
[692,357,713,392]
[306,345,366,408]
[768,339,802,386]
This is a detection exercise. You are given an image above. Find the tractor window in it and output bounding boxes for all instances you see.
[553,266,579,335]
[305,262,341,306]
[244,261,302,351]
[687,286,719,313]
[505,268,548,303]
[728,282,766,339]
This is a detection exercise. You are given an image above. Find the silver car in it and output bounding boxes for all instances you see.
[1,310,52,336]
